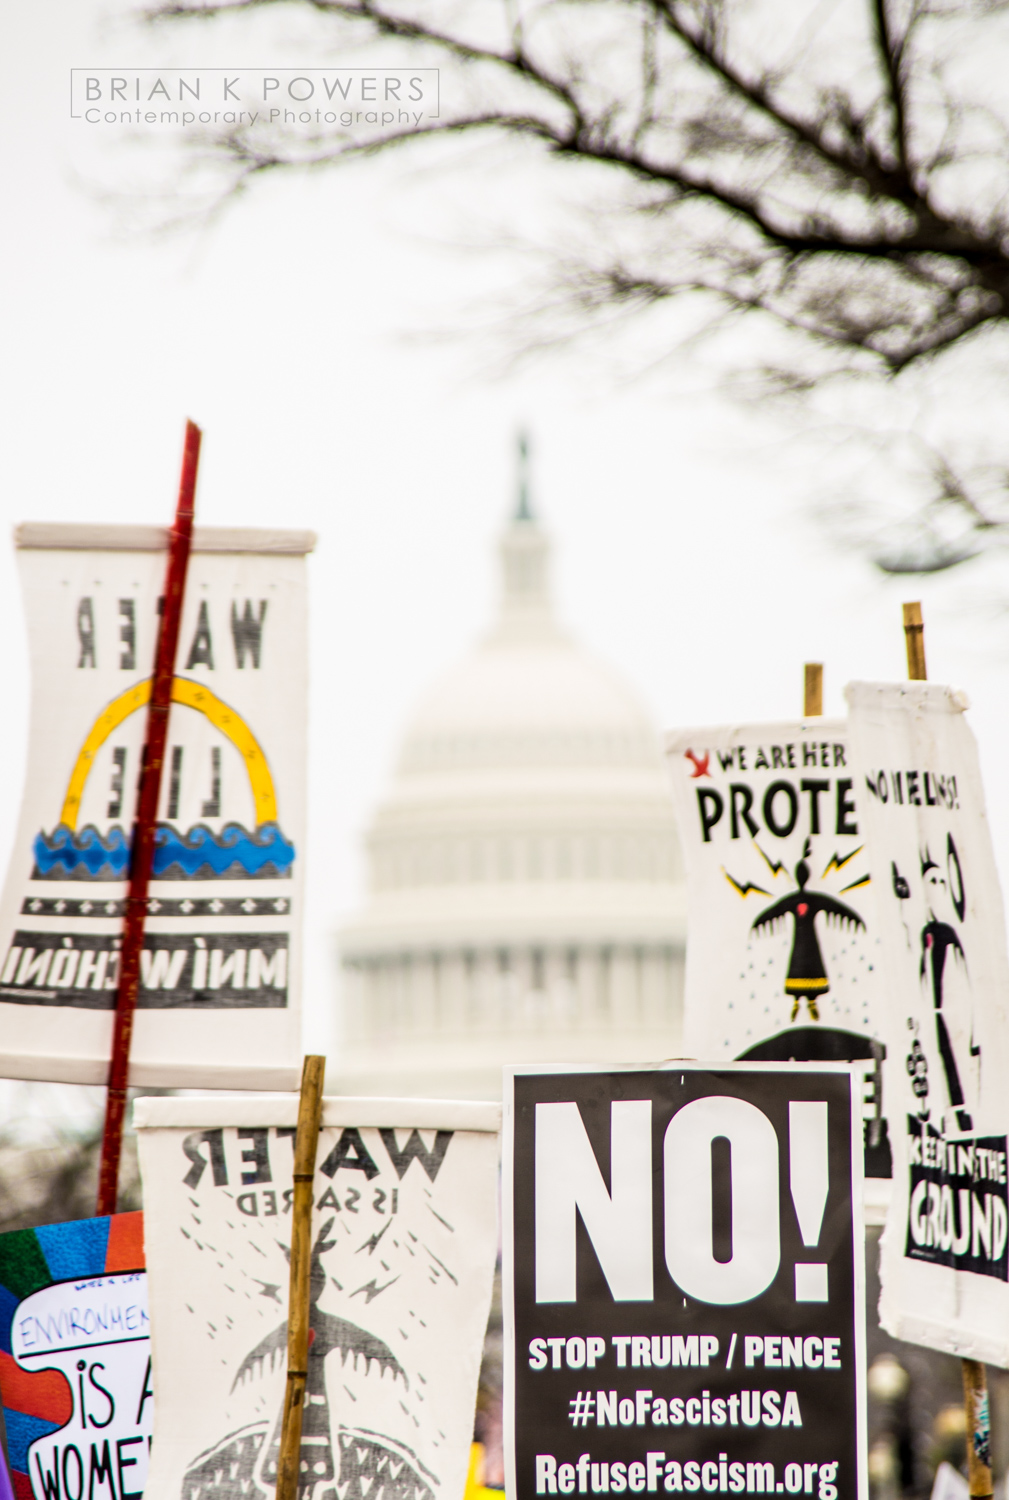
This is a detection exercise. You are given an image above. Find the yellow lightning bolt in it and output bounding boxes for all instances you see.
[822,846,864,878]
[722,868,771,899]
[754,842,787,878]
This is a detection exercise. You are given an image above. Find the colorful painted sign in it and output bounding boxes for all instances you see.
[135,1096,500,1500]
[848,681,1009,1365]
[0,1213,150,1500]
[0,524,313,1088]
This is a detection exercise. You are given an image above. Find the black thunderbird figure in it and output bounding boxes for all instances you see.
[752,839,866,1021]
[182,1220,434,1500]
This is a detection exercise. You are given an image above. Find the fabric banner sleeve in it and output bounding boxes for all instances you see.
[0,525,314,1089]
[664,720,882,1064]
[135,1095,501,1500]
[846,680,1009,1366]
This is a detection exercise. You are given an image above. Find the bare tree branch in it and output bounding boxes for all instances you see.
[140,0,1009,574]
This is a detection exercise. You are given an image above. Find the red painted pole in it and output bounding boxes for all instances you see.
[96,420,201,1215]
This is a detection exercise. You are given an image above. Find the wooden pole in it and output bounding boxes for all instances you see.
[804,663,823,717]
[900,602,992,1498]
[902,601,927,681]
[95,420,201,1215]
[963,1359,993,1500]
[276,1055,327,1500]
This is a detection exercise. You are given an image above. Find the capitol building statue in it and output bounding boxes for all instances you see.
[336,458,686,1098]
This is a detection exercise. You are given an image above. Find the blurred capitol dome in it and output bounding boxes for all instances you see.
[336,455,685,1097]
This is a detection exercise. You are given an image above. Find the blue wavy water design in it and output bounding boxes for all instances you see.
[32,822,295,880]
[33,825,131,878]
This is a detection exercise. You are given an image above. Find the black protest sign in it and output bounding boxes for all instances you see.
[504,1065,866,1500]
[904,1119,1008,1279]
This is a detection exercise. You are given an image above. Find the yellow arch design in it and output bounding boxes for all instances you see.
[60,677,277,830]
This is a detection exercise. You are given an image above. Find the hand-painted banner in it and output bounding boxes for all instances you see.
[135,1095,500,1500]
[847,681,1009,1364]
[0,524,314,1088]
[503,1063,867,1500]
[0,1212,150,1500]
[664,722,883,1065]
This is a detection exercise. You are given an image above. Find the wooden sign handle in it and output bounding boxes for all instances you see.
[901,603,991,1497]
[276,1055,327,1500]
[902,601,927,681]
[963,1358,993,1500]
[803,663,823,717]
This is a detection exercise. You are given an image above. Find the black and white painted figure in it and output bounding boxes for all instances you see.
[750,840,866,1022]
[918,836,976,1133]
[181,1221,436,1500]
[895,833,977,1134]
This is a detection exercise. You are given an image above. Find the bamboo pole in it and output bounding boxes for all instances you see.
[803,663,823,717]
[96,419,201,1215]
[901,602,992,1499]
[276,1055,327,1500]
[902,601,927,681]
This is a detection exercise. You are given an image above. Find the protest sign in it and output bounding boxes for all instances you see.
[0,1212,150,1500]
[664,724,883,1066]
[847,681,1009,1364]
[135,1095,500,1500]
[0,523,314,1090]
[503,1063,867,1500]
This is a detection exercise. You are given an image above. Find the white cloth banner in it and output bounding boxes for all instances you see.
[135,1096,500,1500]
[665,720,883,1061]
[0,524,313,1088]
[846,681,1009,1364]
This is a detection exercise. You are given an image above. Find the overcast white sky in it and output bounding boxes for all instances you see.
[4,0,1009,1069]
